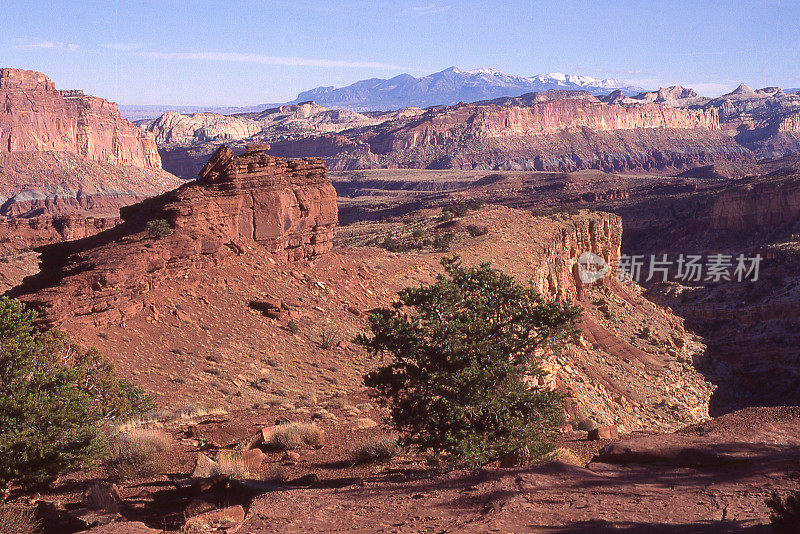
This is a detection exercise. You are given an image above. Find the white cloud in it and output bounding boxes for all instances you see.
[103,42,144,52]
[12,38,79,51]
[410,3,449,17]
[139,51,410,70]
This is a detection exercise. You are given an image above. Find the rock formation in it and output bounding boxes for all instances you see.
[0,68,180,216]
[13,144,337,326]
[157,91,753,176]
[0,68,161,167]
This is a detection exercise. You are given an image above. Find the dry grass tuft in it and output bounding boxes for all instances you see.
[214,450,263,480]
[0,505,41,534]
[351,437,400,463]
[103,428,173,482]
[551,447,584,466]
[271,422,325,450]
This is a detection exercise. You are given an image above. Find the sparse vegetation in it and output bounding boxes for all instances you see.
[0,504,41,534]
[466,224,489,237]
[432,231,454,252]
[271,422,325,450]
[352,437,400,464]
[213,450,262,480]
[358,257,580,467]
[287,320,299,334]
[146,218,172,238]
[102,427,172,482]
[318,327,342,350]
[0,298,126,488]
[766,490,800,533]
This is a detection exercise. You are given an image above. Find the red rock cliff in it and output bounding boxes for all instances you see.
[0,68,160,168]
[13,145,338,326]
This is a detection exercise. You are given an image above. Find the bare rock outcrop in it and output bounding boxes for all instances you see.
[0,68,180,217]
[0,68,160,167]
[12,145,337,327]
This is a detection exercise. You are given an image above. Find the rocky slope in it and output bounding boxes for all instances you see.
[12,196,711,434]
[0,68,180,216]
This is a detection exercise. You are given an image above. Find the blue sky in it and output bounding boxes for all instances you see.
[2,0,799,106]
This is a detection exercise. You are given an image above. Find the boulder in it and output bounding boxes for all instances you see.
[192,453,220,479]
[588,425,620,441]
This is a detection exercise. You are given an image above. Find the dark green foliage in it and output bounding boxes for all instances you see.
[358,257,580,467]
[443,201,484,219]
[145,218,172,239]
[0,297,155,489]
[766,491,800,533]
[466,224,489,237]
[287,320,299,334]
[432,232,454,252]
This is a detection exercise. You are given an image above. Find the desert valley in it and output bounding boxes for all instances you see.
[1,9,800,532]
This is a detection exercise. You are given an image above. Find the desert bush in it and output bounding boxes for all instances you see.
[318,327,342,350]
[102,427,172,482]
[261,394,289,407]
[352,437,400,464]
[432,231,454,252]
[551,447,584,466]
[0,505,41,534]
[287,320,299,334]
[766,490,800,533]
[0,298,106,489]
[358,257,579,467]
[146,218,172,239]
[271,422,325,450]
[466,224,489,237]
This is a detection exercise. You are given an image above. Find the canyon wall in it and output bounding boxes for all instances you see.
[0,68,161,168]
[261,94,752,174]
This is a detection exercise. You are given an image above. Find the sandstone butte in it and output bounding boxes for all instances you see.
[14,144,338,326]
[0,68,180,217]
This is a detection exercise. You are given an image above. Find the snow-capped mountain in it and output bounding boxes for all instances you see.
[290,66,642,111]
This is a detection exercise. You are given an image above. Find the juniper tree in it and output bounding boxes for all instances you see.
[358,257,580,467]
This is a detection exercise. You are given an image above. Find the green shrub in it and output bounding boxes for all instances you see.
[432,232,454,252]
[358,257,580,468]
[146,218,172,239]
[0,298,103,489]
[466,224,489,237]
[287,320,299,334]
[766,491,800,533]
[0,297,154,489]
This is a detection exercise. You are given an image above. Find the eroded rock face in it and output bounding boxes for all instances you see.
[0,68,180,217]
[12,145,337,326]
[152,90,754,177]
[0,68,161,168]
[124,144,337,260]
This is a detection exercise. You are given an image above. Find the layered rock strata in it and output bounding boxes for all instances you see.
[12,145,337,326]
[0,68,179,216]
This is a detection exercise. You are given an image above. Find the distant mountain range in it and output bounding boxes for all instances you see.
[289,66,643,111]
